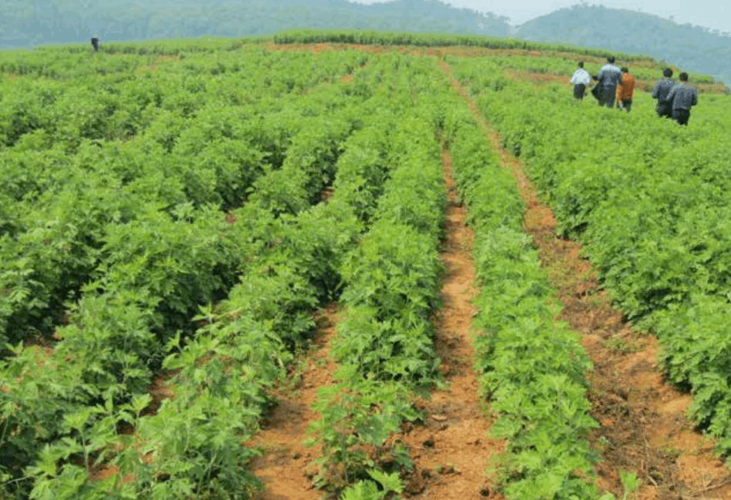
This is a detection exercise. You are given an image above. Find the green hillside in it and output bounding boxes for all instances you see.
[518,5,731,84]
[0,0,510,48]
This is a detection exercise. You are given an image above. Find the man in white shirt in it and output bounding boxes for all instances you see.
[570,61,591,100]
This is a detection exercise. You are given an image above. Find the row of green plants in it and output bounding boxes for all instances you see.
[449,58,731,458]
[272,29,652,62]
[80,54,440,499]
[0,40,314,81]
[309,59,449,498]
[0,123,355,500]
[25,199,365,500]
[0,50,388,498]
[0,46,368,145]
[0,47,370,348]
[443,91,606,499]
[64,37,270,56]
[0,52,440,499]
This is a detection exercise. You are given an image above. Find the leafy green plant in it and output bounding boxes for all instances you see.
[444,93,602,499]
[340,469,404,500]
[311,380,417,493]
[619,470,640,500]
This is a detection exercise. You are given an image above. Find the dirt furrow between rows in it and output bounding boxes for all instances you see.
[248,304,340,500]
[400,148,503,500]
[439,60,731,499]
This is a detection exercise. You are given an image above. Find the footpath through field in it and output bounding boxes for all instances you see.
[438,59,731,499]
[248,305,339,500]
[399,148,504,499]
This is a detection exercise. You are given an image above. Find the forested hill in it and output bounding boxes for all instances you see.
[0,0,510,48]
[517,5,731,84]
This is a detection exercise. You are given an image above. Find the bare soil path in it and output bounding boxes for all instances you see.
[400,148,504,500]
[248,304,340,500]
[438,60,731,500]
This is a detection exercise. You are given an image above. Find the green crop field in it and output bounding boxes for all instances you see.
[1,32,729,500]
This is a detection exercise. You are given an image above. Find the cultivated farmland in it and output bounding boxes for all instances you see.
[1,32,730,500]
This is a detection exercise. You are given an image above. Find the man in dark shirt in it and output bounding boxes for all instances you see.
[91,37,99,52]
[666,72,698,126]
[596,56,623,108]
[651,68,676,118]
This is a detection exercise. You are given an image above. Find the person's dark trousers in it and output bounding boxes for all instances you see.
[673,108,690,126]
[591,84,602,103]
[620,99,632,112]
[573,83,586,99]
[601,85,617,108]
[656,103,672,118]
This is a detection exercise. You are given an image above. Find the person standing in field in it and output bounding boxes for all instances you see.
[616,67,636,112]
[596,56,623,108]
[91,37,99,52]
[570,61,591,99]
[666,72,698,126]
[652,68,676,118]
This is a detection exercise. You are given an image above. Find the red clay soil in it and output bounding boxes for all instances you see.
[265,43,562,61]
[264,41,445,58]
[135,54,181,74]
[505,69,570,88]
[264,41,382,55]
[143,370,177,417]
[439,61,731,499]
[152,54,180,62]
[248,304,340,500]
[398,149,504,500]
[339,60,370,85]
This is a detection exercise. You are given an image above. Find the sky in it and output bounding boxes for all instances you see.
[352,0,731,34]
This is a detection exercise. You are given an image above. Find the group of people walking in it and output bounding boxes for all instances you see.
[571,57,699,125]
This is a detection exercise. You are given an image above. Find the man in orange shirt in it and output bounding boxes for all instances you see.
[616,67,636,112]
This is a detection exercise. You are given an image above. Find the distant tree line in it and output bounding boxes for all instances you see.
[0,0,510,48]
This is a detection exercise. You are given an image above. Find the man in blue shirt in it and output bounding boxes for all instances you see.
[666,72,698,126]
[652,68,676,118]
[596,56,623,108]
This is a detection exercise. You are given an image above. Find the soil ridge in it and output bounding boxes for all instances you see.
[399,147,504,500]
[248,304,340,500]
